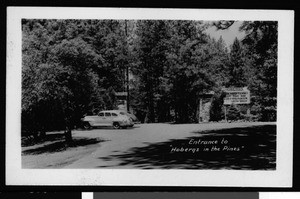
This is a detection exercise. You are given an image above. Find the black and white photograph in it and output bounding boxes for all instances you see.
[6,7,293,187]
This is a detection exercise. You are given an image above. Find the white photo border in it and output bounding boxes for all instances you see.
[259,192,300,199]
[6,7,294,187]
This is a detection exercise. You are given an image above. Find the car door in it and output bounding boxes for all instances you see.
[103,112,113,126]
[94,112,105,126]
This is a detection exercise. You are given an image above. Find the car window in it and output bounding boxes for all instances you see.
[105,112,111,117]
[112,113,118,117]
[119,112,126,115]
[98,112,104,117]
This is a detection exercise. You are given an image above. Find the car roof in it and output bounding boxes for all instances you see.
[99,110,125,113]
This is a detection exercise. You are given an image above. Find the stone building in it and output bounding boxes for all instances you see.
[198,91,214,123]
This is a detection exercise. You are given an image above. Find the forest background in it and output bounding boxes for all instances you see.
[21,19,277,140]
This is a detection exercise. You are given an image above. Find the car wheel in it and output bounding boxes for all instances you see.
[113,122,121,129]
[83,122,91,130]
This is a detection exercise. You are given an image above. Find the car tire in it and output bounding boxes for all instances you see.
[113,122,121,129]
[83,122,91,130]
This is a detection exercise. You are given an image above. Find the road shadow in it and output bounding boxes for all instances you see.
[80,126,140,131]
[22,132,66,147]
[98,125,276,170]
[22,137,103,155]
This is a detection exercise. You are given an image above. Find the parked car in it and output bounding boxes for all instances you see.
[81,110,134,129]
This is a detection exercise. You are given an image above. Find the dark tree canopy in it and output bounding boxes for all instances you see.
[21,19,277,141]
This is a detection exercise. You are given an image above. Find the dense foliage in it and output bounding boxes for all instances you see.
[21,19,277,140]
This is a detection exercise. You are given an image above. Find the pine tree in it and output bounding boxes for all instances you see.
[240,21,278,121]
[227,37,247,87]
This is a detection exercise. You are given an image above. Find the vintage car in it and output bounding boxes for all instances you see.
[81,110,134,129]
[124,112,140,124]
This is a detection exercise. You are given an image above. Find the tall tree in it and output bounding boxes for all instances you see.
[227,37,247,87]
[134,20,170,122]
[204,36,230,87]
[240,21,278,121]
[165,20,214,123]
[212,21,278,121]
[21,19,130,142]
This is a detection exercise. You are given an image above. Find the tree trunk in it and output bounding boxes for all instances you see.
[39,130,46,140]
[65,126,73,143]
[64,119,73,143]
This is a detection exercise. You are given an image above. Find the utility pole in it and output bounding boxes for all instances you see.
[125,20,130,112]
[224,105,227,122]
[198,98,203,123]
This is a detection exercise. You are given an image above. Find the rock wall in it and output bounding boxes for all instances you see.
[199,98,212,123]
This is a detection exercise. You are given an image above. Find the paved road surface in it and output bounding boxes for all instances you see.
[64,122,275,168]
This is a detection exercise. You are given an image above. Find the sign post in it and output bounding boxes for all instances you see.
[223,87,250,122]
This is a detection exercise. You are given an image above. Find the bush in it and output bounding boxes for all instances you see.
[209,91,226,122]
[226,104,241,121]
